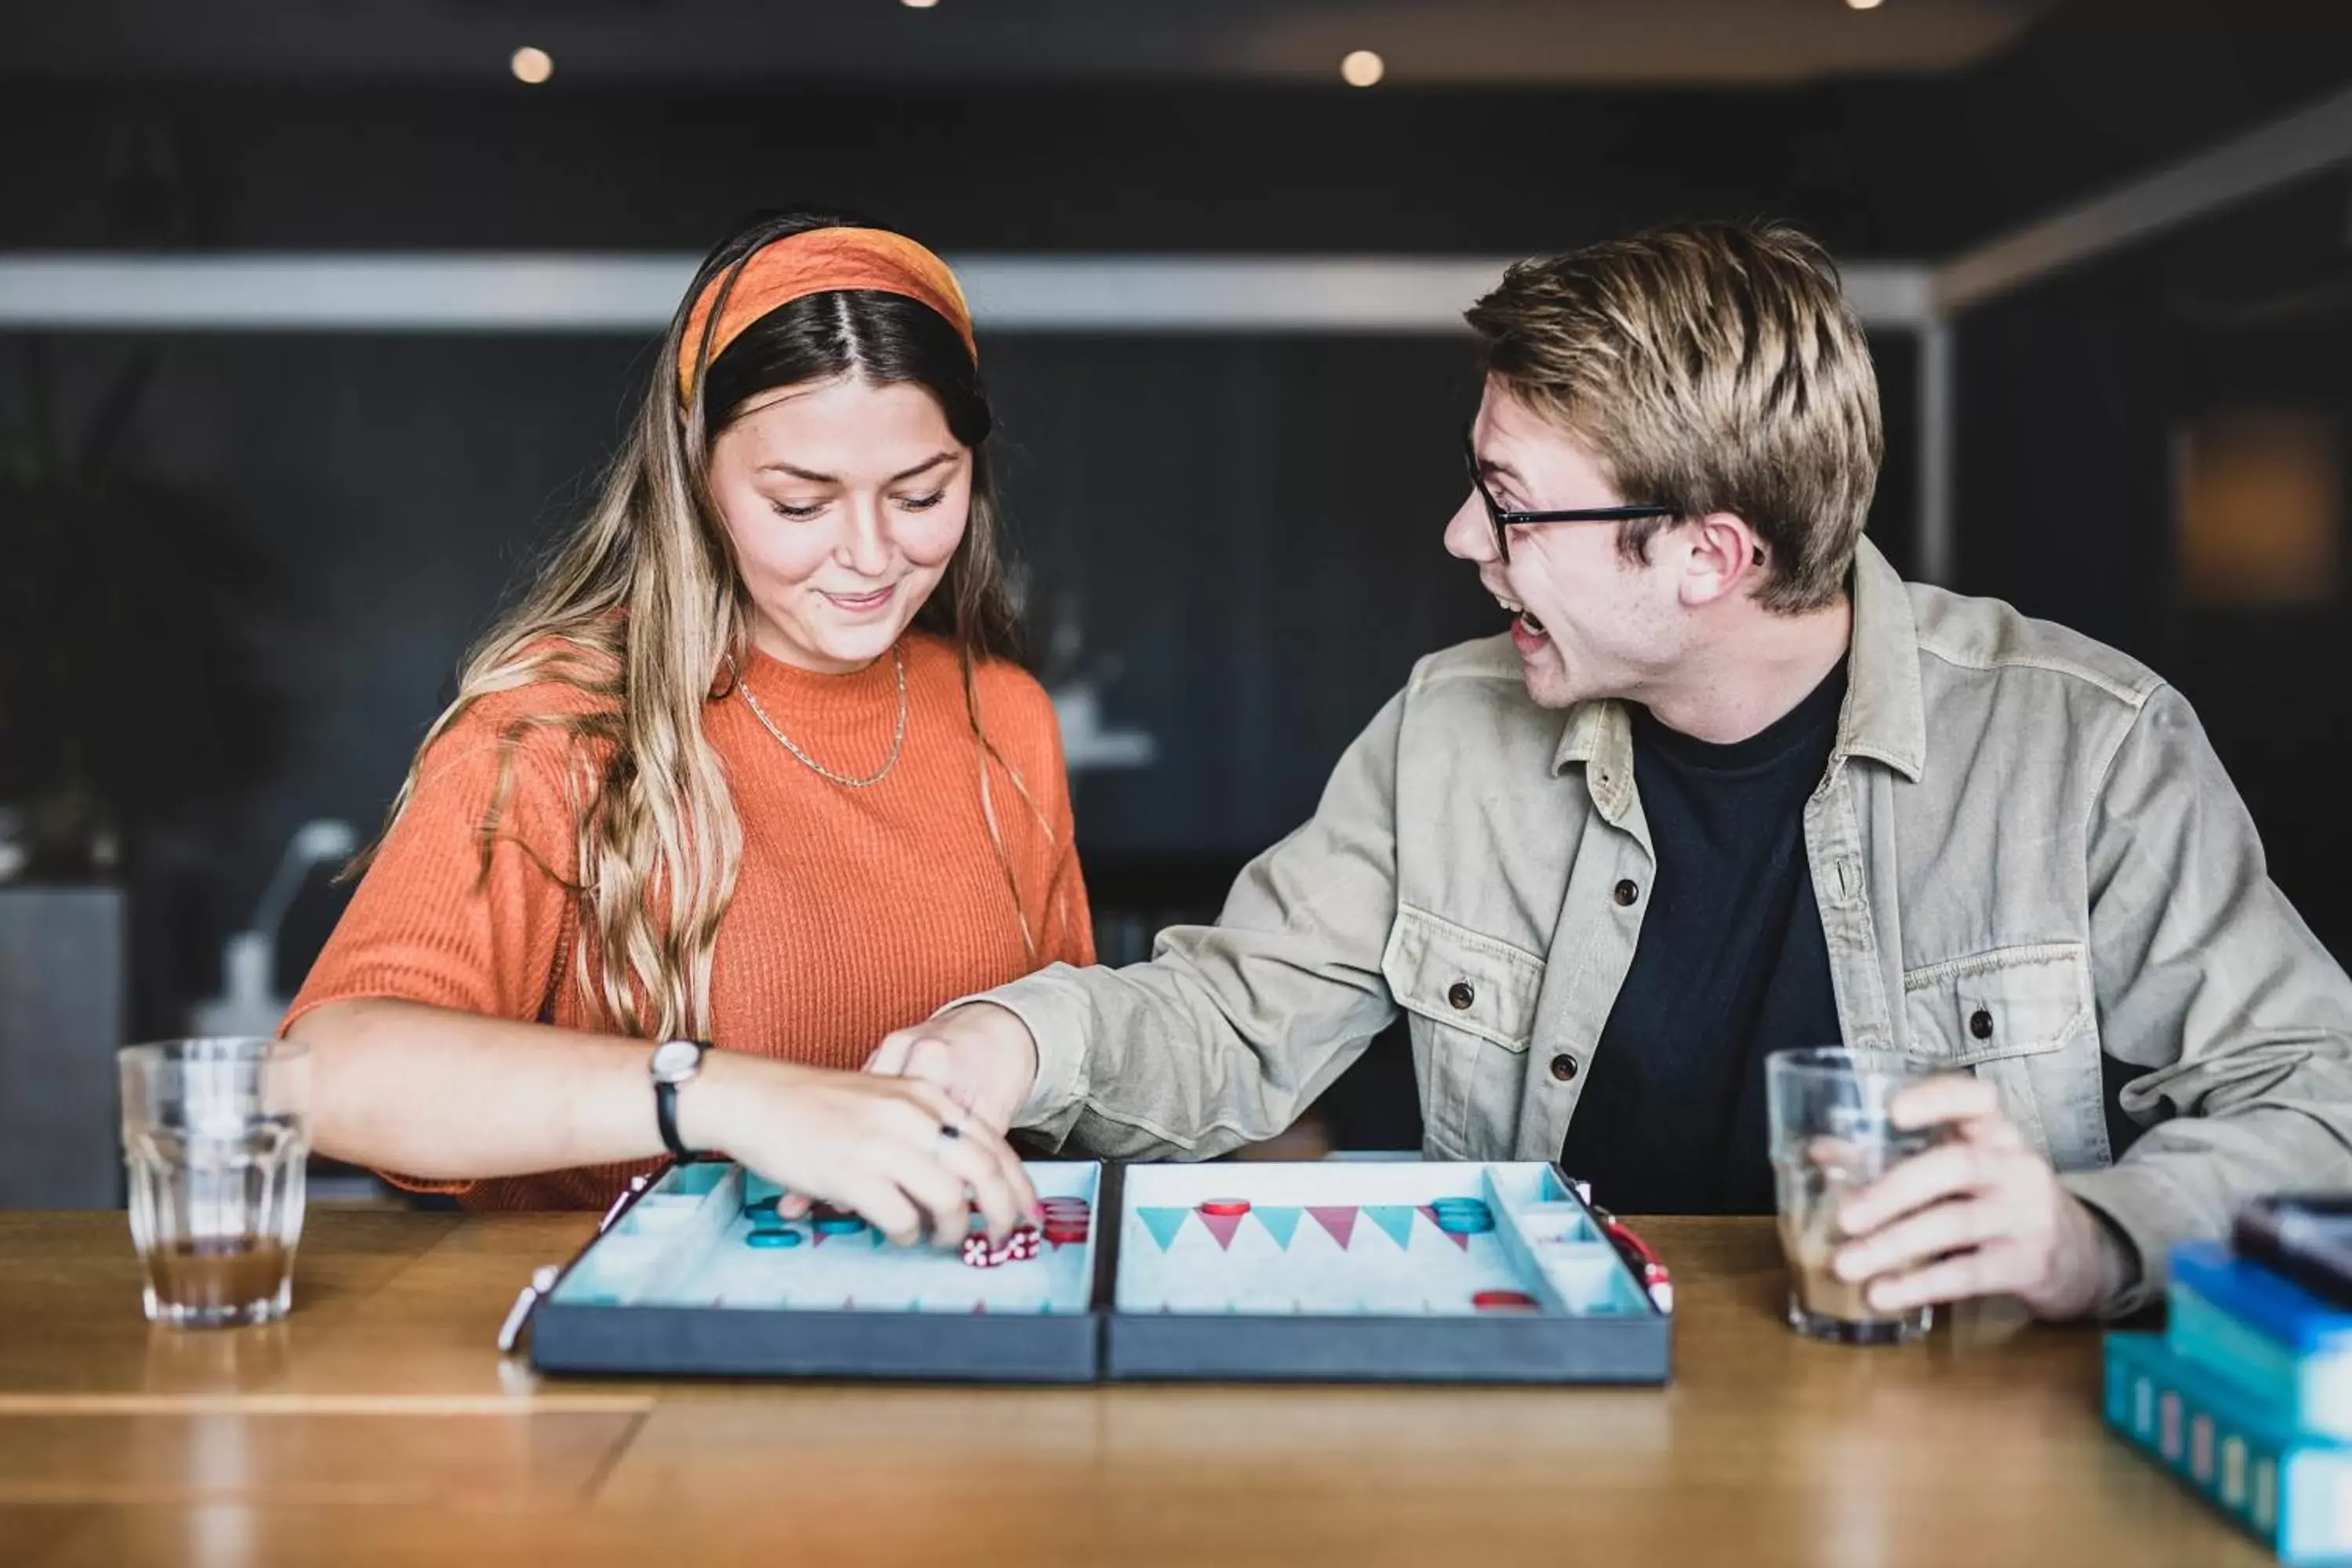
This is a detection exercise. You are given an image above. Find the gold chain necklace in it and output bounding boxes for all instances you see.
[731,647,908,789]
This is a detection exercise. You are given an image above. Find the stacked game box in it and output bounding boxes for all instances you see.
[2102,1208,2352,1566]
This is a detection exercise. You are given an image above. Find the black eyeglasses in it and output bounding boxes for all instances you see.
[1462,424,1674,561]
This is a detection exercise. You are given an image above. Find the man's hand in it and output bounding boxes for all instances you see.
[864,1002,1042,1136]
[1828,1074,2135,1321]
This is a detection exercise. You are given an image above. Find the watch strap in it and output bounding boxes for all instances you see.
[655,1078,692,1161]
[652,1040,709,1161]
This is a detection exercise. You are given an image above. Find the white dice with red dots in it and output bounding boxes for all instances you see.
[960,1225,1040,1269]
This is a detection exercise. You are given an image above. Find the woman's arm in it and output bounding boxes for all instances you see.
[294,996,673,1179]
[285,707,1032,1242]
[292,997,1034,1244]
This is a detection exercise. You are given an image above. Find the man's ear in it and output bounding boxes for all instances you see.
[1678,512,1766,609]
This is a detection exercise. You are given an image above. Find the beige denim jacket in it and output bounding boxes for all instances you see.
[976,540,2352,1313]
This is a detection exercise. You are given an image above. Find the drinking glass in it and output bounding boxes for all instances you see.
[118,1038,311,1327]
[1766,1045,1943,1345]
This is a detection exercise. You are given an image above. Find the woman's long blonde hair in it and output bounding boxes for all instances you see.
[369,208,1033,1040]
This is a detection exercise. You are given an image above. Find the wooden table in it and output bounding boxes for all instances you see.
[0,1209,2263,1567]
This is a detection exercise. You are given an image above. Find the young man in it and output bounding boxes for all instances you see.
[871,221,2352,1320]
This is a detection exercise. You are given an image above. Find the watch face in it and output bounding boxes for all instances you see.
[650,1039,704,1084]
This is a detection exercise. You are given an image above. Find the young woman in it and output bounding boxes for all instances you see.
[284,209,1090,1247]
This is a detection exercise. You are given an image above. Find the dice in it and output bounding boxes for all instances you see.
[960,1225,1041,1269]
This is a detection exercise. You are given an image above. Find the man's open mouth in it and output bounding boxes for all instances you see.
[1495,591,1546,637]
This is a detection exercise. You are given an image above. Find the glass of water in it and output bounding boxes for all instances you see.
[1766,1046,1945,1346]
[118,1038,311,1328]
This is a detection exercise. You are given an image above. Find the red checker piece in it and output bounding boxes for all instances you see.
[1198,1200,1252,1217]
[1472,1290,1541,1312]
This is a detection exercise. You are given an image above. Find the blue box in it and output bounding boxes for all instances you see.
[2171,1243,2352,1441]
[2105,1331,2352,1566]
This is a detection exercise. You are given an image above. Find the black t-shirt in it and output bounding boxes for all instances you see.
[1559,662,1848,1216]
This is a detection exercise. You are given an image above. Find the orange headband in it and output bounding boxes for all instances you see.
[675,227,976,403]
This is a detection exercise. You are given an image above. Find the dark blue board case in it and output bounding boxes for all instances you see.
[527,1160,1671,1385]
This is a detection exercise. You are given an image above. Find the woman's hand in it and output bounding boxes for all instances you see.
[680,1051,1039,1248]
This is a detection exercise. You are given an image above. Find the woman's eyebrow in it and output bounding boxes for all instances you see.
[887,451,957,483]
[756,451,957,485]
[757,460,838,483]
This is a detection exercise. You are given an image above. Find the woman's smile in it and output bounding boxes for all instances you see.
[821,583,898,615]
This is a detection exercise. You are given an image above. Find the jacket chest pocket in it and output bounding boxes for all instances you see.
[1900,942,2108,1167]
[1382,904,1544,1154]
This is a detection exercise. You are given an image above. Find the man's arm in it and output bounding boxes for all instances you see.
[895,691,1412,1160]
[2061,684,2352,1313]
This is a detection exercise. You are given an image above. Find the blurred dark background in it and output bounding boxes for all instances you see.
[2,0,2349,1190]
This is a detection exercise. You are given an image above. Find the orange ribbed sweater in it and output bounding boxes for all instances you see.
[285,632,1092,1210]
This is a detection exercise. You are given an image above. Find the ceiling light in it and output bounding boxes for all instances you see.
[902,0,941,8]
[510,46,554,84]
[1846,0,1885,9]
[1341,49,1385,88]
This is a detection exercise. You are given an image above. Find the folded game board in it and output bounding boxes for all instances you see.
[525,1158,1671,1385]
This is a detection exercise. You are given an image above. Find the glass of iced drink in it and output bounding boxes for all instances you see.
[1766,1045,1943,1345]
[118,1038,311,1328]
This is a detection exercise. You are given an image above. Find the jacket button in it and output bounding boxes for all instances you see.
[1613,880,1639,907]
[1549,1053,1580,1083]
[1446,981,1475,1011]
[1969,1007,1994,1040]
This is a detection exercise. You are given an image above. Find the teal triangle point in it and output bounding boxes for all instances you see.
[1364,1205,1418,1249]
[1254,1206,1304,1249]
[1138,1207,1192,1250]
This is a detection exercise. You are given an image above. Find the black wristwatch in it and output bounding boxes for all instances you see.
[649,1038,710,1160]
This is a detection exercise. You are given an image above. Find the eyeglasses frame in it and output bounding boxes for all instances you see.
[1462,423,1676,561]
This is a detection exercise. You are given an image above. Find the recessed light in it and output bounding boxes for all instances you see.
[902,0,940,8]
[510,46,554,84]
[1341,49,1385,87]
[1846,0,1884,9]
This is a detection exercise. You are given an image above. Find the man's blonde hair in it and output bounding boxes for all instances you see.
[1465,220,1882,613]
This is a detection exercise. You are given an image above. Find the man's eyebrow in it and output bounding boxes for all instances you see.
[756,451,957,485]
[1478,452,1526,489]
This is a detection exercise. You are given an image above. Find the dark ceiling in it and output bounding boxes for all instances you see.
[1,0,2054,87]
[0,0,2345,259]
